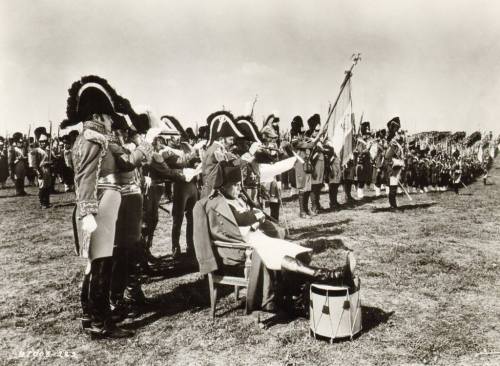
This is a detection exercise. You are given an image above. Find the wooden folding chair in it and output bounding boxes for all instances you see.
[208,246,253,319]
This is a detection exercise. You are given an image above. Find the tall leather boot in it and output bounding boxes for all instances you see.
[269,202,280,221]
[303,191,314,216]
[80,272,91,329]
[298,193,309,218]
[281,253,356,287]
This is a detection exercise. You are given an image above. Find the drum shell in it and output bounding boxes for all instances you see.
[309,281,362,341]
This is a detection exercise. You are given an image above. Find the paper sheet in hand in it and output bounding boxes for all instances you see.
[260,157,297,183]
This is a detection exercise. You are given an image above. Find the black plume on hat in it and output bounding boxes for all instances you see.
[290,115,303,135]
[207,110,243,145]
[185,127,196,140]
[264,114,279,127]
[62,75,130,130]
[387,116,401,131]
[198,125,208,140]
[235,116,261,143]
[34,127,48,141]
[307,114,321,132]
[360,121,371,136]
[160,115,187,139]
[12,132,24,142]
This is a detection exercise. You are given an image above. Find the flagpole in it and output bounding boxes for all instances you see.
[313,53,362,146]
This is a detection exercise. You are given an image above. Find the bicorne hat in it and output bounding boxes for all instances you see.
[207,111,243,146]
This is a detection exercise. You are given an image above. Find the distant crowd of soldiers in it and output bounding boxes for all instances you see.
[0,130,77,206]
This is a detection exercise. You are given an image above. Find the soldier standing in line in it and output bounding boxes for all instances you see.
[8,132,28,196]
[307,114,326,214]
[384,117,404,209]
[159,115,201,259]
[0,137,9,189]
[289,116,314,218]
[30,127,53,208]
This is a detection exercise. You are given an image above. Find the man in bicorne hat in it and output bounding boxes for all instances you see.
[193,162,357,313]
[200,111,244,198]
[63,75,161,338]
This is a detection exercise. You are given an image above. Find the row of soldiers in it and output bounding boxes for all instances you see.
[0,130,77,207]
[5,75,493,338]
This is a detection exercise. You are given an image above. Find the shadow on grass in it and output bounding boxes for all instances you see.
[371,202,436,213]
[122,275,229,330]
[143,257,199,283]
[303,238,351,253]
[289,219,351,238]
[361,305,394,333]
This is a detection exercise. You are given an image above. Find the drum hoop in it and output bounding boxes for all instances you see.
[311,284,358,296]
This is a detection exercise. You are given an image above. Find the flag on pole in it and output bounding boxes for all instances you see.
[327,78,354,166]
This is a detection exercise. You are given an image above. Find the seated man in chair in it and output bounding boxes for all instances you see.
[193,162,356,314]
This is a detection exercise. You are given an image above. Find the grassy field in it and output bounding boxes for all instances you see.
[0,160,499,366]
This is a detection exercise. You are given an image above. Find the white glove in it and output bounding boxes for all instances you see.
[81,214,97,234]
[183,168,196,182]
[240,152,254,163]
[249,142,262,155]
[253,209,266,223]
[144,176,152,194]
[145,127,163,144]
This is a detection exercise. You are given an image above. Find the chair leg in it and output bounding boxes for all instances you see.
[208,274,216,319]
[234,286,239,302]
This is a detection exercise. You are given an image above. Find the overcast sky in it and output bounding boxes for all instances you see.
[1,0,499,136]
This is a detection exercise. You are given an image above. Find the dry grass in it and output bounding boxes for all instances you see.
[1,162,499,366]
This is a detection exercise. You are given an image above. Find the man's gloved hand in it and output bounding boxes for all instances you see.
[144,176,152,194]
[248,142,262,155]
[81,214,97,234]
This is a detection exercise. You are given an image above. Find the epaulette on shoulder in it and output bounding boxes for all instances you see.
[83,129,107,147]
